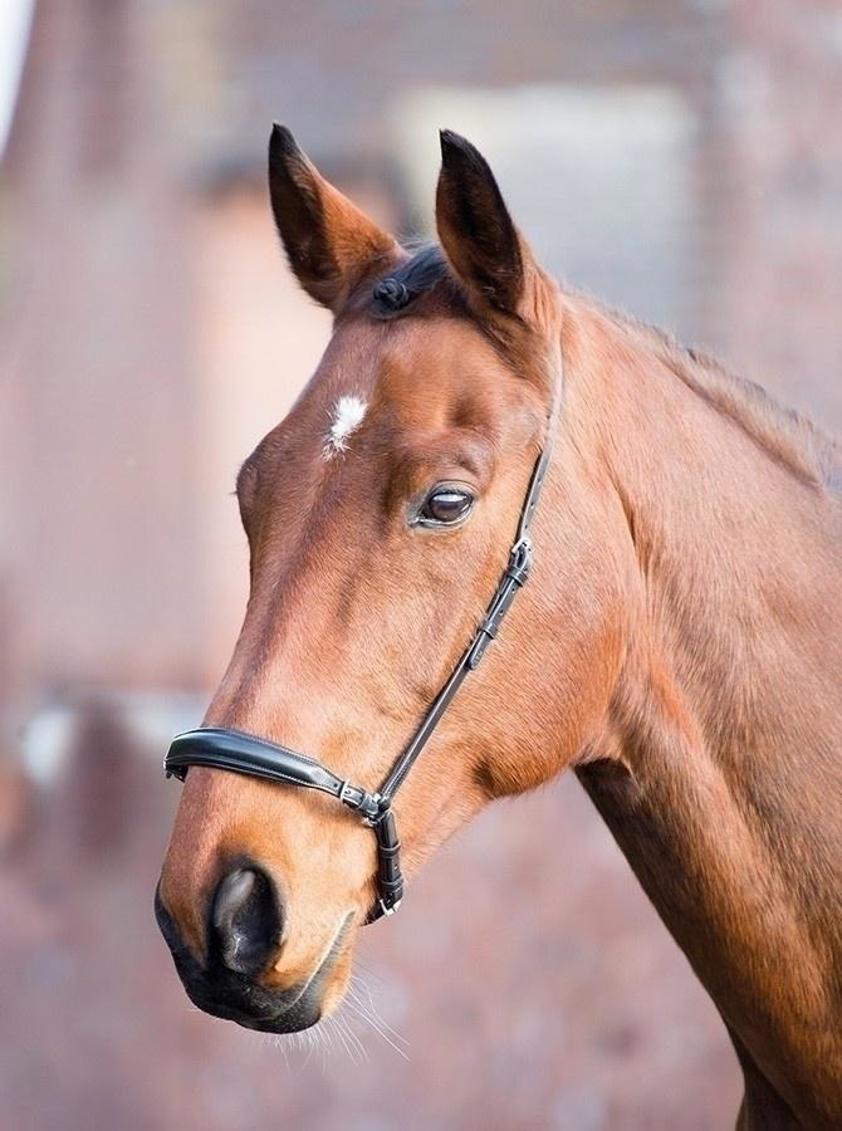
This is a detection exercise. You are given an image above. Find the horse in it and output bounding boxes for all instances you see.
[156,125,842,1128]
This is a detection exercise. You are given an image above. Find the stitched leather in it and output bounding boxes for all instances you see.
[167,728,344,792]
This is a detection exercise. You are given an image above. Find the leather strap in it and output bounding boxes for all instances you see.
[376,346,562,803]
[166,728,382,820]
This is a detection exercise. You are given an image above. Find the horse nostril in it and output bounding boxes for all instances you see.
[211,866,283,976]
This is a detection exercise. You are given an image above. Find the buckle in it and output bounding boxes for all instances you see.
[507,536,533,584]
[339,783,382,825]
[379,897,401,917]
[358,792,384,825]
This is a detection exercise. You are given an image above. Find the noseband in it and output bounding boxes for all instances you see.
[165,357,560,924]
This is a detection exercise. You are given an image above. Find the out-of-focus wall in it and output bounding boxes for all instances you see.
[723,0,842,427]
[3,1,203,696]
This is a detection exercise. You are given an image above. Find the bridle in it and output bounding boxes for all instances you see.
[164,346,561,923]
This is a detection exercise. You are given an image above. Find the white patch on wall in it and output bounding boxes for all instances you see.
[394,84,699,339]
[323,394,367,458]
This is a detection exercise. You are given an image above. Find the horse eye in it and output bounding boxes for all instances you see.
[417,486,475,527]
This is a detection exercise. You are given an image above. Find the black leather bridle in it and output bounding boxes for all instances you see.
[164,361,559,923]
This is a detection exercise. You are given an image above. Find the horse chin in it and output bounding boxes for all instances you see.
[234,941,354,1034]
[178,947,347,1034]
[155,885,355,1035]
[227,990,324,1034]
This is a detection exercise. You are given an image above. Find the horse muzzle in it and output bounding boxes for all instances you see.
[154,868,346,1033]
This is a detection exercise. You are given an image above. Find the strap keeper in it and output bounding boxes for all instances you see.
[477,615,499,641]
[506,537,533,585]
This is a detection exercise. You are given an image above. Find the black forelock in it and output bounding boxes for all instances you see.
[370,243,462,318]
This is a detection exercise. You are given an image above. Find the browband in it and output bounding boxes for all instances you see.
[165,350,561,923]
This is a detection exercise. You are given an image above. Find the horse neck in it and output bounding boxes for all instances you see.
[562,302,842,1121]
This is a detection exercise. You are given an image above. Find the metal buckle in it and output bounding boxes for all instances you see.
[379,897,401,917]
[359,792,383,826]
[340,783,383,826]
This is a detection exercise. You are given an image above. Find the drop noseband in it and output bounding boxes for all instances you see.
[164,373,558,924]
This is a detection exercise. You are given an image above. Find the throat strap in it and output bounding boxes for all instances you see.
[376,352,561,808]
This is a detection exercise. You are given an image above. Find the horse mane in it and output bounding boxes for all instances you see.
[591,296,842,492]
[372,244,841,492]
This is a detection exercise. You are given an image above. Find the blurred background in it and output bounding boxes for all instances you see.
[1,2,841,1129]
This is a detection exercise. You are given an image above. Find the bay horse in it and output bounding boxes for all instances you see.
[156,125,842,1128]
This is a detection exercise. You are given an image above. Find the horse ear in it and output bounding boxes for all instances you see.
[268,124,396,311]
[435,130,540,323]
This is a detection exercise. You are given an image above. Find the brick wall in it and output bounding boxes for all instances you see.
[720,0,842,427]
